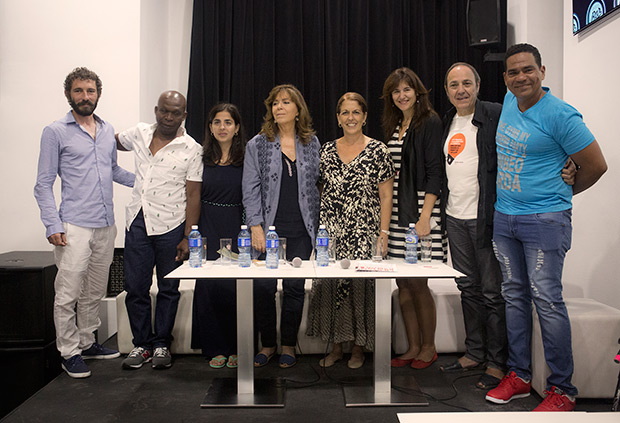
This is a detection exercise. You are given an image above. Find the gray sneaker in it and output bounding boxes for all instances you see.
[122,347,152,369]
[152,346,172,369]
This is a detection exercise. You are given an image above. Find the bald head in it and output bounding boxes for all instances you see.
[158,90,186,110]
[154,90,187,138]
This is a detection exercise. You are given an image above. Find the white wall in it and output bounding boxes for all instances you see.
[1,0,617,308]
[507,0,619,309]
[561,0,620,309]
[507,0,564,97]
[139,0,193,122]
[0,0,192,252]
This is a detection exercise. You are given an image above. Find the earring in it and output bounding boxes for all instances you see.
[338,123,342,128]
[363,121,367,126]
[295,116,299,122]
[235,132,239,136]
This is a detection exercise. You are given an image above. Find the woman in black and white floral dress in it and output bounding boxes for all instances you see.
[306,92,394,369]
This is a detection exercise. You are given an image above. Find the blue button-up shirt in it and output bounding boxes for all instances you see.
[34,111,135,238]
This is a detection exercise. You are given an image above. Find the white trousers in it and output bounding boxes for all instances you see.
[53,223,116,359]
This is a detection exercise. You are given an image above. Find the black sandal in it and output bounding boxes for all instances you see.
[440,360,485,373]
[476,372,502,389]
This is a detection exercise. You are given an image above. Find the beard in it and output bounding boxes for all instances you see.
[69,97,98,116]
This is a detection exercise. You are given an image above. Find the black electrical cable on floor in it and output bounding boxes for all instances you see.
[392,371,484,412]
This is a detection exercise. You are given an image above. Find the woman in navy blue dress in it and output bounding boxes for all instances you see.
[191,103,247,368]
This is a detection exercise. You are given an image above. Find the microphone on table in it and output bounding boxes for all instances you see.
[340,258,351,269]
[291,257,302,268]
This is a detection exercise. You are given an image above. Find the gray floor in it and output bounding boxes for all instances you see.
[2,337,613,423]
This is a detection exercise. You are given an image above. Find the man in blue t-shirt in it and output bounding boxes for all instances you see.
[485,44,607,412]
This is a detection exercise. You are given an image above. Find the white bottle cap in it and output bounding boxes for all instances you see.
[269,226,276,230]
[409,223,415,228]
[241,225,247,230]
[192,225,198,229]
[319,224,326,229]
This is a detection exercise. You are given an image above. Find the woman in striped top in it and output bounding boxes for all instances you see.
[381,67,447,369]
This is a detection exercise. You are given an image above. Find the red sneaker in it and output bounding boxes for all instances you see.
[532,386,576,412]
[485,371,531,404]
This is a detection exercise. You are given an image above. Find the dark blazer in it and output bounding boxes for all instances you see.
[441,99,502,249]
[396,113,444,227]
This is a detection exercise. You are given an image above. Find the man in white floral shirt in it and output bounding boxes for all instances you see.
[116,91,202,370]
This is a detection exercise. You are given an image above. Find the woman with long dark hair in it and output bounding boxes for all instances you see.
[191,103,246,368]
[381,68,447,369]
[242,84,320,369]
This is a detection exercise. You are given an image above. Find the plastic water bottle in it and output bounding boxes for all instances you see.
[316,225,329,267]
[188,225,202,268]
[405,223,418,264]
[265,226,279,269]
[237,225,251,268]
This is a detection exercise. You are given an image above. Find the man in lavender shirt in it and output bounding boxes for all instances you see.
[34,67,134,378]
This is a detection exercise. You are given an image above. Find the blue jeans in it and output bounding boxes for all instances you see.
[492,210,576,396]
[124,210,184,349]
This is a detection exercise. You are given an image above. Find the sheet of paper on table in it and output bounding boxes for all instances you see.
[355,263,397,272]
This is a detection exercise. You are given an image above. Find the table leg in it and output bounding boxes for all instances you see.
[374,277,392,399]
[201,277,284,407]
[342,278,428,406]
[236,278,254,395]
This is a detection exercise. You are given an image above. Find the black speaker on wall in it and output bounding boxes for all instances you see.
[467,0,507,48]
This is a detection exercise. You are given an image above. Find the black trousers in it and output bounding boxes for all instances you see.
[446,215,508,370]
[254,233,312,348]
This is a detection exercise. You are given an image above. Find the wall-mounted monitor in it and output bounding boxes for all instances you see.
[573,0,620,34]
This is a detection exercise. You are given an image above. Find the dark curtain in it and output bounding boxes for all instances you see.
[186,0,505,145]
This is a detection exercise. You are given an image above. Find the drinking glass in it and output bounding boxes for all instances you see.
[219,238,232,265]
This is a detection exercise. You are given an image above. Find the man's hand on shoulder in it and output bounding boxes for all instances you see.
[48,233,66,246]
[175,238,189,262]
[115,134,129,151]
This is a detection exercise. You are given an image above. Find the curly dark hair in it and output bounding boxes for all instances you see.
[63,67,102,96]
[380,67,437,142]
[203,103,246,167]
[260,84,316,145]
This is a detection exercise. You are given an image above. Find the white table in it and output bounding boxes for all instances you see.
[166,259,463,407]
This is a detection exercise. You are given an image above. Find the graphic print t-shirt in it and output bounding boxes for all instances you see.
[444,113,479,219]
[495,89,594,215]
